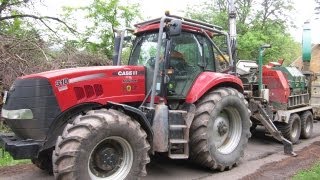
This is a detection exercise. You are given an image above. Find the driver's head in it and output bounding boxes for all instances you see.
[170,50,185,61]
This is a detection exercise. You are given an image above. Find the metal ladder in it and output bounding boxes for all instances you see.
[168,110,189,159]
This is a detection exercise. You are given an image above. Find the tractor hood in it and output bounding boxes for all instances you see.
[18,65,146,111]
[21,66,144,79]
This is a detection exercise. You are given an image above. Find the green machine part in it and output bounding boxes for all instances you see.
[272,66,307,94]
[302,21,311,62]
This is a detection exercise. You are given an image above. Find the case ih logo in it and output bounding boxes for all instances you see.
[113,70,144,76]
[118,71,137,76]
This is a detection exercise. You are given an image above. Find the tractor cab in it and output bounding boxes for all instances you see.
[124,15,232,108]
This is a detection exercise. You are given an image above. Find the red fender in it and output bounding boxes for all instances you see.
[185,72,243,104]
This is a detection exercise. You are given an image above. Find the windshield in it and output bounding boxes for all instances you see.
[129,33,165,66]
[129,32,166,93]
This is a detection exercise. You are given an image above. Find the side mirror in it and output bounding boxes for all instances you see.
[169,19,182,36]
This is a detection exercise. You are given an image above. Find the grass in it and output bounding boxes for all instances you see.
[0,148,31,167]
[0,122,11,133]
[0,121,31,167]
[293,162,320,180]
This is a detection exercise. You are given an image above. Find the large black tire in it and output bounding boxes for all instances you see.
[31,149,53,174]
[300,111,313,139]
[277,113,301,144]
[189,88,251,171]
[52,109,150,180]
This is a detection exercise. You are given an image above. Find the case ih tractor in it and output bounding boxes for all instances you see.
[0,11,314,180]
[1,14,253,179]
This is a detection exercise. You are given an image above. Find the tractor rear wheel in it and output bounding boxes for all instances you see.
[300,111,313,139]
[277,113,301,144]
[189,88,251,171]
[52,109,150,180]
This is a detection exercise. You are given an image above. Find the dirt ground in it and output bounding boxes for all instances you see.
[0,164,36,177]
[2,124,320,180]
[242,141,320,180]
[2,142,320,180]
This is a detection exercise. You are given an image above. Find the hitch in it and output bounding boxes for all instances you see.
[252,100,297,157]
[282,139,297,157]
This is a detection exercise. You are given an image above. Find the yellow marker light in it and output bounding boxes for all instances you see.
[126,85,132,92]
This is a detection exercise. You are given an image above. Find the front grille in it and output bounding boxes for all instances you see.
[3,78,61,140]
[74,87,85,100]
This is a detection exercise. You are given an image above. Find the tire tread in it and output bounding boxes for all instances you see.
[53,108,150,179]
[189,87,251,171]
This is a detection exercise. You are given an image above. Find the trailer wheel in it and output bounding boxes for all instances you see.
[52,109,150,180]
[189,88,251,171]
[300,111,313,139]
[277,113,301,144]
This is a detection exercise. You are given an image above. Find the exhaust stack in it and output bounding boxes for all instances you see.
[228,0,237,73]
[302,21,311,72]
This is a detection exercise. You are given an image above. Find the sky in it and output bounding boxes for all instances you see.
[39,0,320,44]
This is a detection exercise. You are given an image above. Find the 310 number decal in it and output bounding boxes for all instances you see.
[55,78,69,87]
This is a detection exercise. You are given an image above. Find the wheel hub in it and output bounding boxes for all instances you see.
[88,137,133,179]
[212,108,242,154]
[95,147,121,171]
[291,120,299,139]
[306,116,312,133]
[212,112,230,148]
[218,121,229,136]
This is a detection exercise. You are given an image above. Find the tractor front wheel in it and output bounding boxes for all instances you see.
[52,109,150,180]
[189,88,251,171]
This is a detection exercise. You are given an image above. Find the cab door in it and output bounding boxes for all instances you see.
[166,32,215,100]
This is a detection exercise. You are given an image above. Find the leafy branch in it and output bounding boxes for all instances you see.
[0,14,77,34]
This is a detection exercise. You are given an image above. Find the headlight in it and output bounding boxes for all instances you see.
[1,108,33,119]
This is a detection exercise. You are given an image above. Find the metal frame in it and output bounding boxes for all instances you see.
[134,15,224,32]
[113,28,135,66]
[274,106,313,123]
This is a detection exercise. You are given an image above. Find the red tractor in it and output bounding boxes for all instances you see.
[1,14,253,179]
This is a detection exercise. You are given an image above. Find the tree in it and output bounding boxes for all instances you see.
[185,0,300,64]
[0,0,75,35]
[237,21,301,64]
[63,0,140,58]
[0,1,118,89]
[250,0,295,31]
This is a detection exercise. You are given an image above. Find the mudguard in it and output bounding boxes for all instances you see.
[185,72,243,103]
[107,102,154,145]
